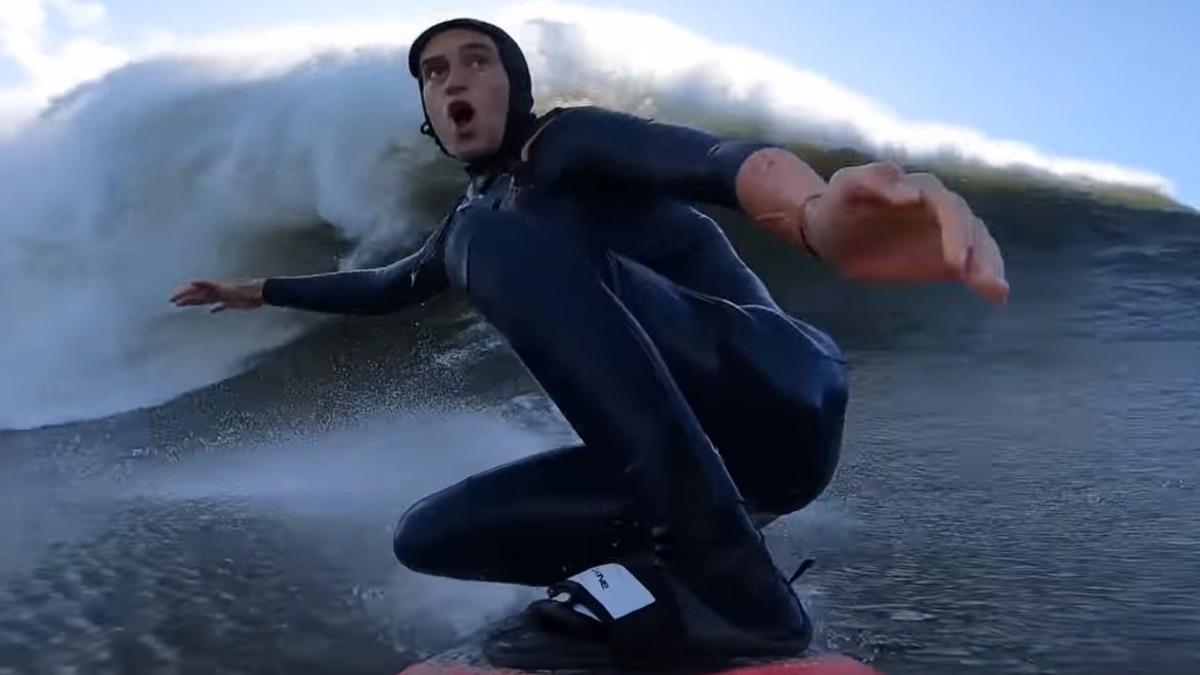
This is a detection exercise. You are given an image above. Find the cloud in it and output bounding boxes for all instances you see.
[0,0,128,101]
[0,0,50,73]
[46,0,107,30]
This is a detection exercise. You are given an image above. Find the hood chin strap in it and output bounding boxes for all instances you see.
[420,120,448,156]
[422,111,541,176]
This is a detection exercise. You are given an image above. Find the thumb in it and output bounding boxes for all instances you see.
[210,303,228,314]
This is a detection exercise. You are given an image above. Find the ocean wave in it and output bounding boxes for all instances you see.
[0,6,1192,430]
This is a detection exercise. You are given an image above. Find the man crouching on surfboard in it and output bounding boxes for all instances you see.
[171,18,1008,669]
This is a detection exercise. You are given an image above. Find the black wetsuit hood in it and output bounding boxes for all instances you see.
[408,18,539,173]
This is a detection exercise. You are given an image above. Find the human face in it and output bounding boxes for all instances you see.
[417,29,510,161]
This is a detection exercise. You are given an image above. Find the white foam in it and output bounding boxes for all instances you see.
[0,1,1179,430]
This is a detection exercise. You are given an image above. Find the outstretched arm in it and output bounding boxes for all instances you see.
[524,106,1007,304]
[260,247,445,315]
[172,233,448,316]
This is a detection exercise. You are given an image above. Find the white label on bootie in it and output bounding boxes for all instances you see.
[568,563,655,619]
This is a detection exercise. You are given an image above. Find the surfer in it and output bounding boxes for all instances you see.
[171,18,1007,668]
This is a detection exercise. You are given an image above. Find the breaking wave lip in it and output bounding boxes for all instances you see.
[0,3,1187,432]
[502,2,1176,202]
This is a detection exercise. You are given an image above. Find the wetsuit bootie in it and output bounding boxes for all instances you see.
[482,540,812,670]
[650,510,813,644]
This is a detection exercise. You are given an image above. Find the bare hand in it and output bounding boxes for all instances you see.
[805,162,1009,304]
[170,279,265,313]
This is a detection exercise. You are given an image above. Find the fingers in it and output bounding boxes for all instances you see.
[909,175,1008,303]
[169,284,195,304]
[171,291,203,306]
[170,280,217,307]
[965,219,1009,304]
[907,173,971,276]
[840,162,1008,305]
[171,289,209,306]
[884,174,922,205]
[853,162,921,205]
[945,192,975,277]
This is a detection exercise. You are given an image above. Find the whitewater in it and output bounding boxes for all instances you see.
[0,3,1179,430]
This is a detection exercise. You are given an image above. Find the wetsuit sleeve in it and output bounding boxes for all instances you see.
[526,106,774,210]
[261,232,448,315]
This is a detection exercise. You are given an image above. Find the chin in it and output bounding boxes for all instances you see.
[453,148,486,161]
[454,148,493,162]
[450,138,502,162]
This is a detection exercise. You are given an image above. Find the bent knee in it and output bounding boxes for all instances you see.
[778,342,849,430]
[799,353,848,478]
[392,496,449,574]
[816,353,849,422]
[759,353,848,514]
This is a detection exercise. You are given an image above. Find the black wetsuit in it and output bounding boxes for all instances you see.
[263,106,848,593]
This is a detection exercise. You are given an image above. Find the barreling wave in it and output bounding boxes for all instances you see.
[0,4,1193,431]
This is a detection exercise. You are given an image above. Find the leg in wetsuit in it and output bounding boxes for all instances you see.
[392,197,848,645]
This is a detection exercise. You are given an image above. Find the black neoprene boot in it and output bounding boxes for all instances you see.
[483,514,812,670]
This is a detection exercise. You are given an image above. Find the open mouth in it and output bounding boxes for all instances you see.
[447,100,475,129]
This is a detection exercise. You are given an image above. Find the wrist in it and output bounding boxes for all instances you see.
[796,192,824,258]
[735,147,827,255]
[243,279,266,305]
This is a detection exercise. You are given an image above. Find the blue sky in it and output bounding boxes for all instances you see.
[3,0,1196,206]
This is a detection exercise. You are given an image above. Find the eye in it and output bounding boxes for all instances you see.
[423,63,448,82]
[469,55,491,70]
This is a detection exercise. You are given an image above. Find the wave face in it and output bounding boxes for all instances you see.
[0,50,457,430]
[0,9,1194,431]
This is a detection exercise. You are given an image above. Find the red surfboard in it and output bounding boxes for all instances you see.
[399,623,883,675]
[400,652,882,675]
[400,564,882,675]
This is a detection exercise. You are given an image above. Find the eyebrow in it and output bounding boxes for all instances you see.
[458,41,495,54]
[420,41,497,70]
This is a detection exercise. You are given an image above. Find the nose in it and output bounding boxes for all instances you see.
[442,65,469,97]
